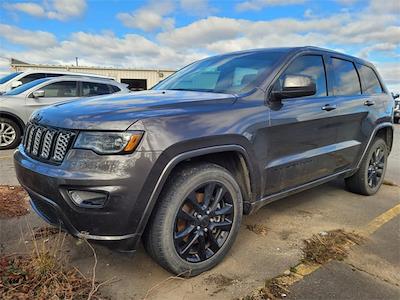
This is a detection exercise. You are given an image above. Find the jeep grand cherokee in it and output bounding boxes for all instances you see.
[14,46,394,276]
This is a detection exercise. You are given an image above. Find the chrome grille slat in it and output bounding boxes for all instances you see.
[31,127,43,156]
[40,130,56,159]
[52,132,72,162]
[22,123,74,164]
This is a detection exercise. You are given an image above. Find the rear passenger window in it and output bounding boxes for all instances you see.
[357,64,383,95]
[109,85,121,93]
[332,58,361,96]
[280,55,327,97]
[82,82,112,96]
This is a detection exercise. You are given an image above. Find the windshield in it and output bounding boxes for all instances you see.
[4,78,49,96]
[0,72,22,84]
[153,51,285,94]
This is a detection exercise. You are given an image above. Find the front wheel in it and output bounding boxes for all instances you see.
[345,137,388,195]
[0,118,21,150]
[143,163,243,276]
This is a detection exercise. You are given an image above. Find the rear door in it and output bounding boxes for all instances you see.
[325,57,371,171]
[265,54,339,195]
[25,81,79,118]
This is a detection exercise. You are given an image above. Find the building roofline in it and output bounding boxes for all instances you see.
[10,61,176,73]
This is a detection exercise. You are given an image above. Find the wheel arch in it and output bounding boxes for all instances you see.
[356,122,393,169]
[0,111,26,135]
[136,144,261,237]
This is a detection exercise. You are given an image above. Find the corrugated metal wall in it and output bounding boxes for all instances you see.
[12,65,175,88]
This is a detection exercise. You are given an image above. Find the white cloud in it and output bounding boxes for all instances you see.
[180,0,217,16]
[117,0,175,32]
[1,0,399,90]
[375,62,400,92]
[4,0,87,21]
[3,2,45,17]
[236,0,306,12]
[0,24,57,48]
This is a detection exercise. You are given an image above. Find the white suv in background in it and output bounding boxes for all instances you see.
[0,70,114,94]
[0,76,129,149]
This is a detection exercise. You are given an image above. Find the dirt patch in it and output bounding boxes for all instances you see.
[32,226,61,240]
[204,274,235,287]
[0,185,29,218]
[302,229,364,264]
[382,179,399,187]
[246,224,268,236]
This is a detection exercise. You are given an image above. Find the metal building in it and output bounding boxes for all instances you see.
[10,58,176,90]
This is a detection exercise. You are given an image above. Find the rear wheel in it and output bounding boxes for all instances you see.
[143,163,243,276]
[0,118,21,150]
[345,137,388,195]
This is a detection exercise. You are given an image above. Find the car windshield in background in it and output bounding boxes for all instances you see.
[153,51,285,94]
[0,72,22,84]
[4,78,49,96]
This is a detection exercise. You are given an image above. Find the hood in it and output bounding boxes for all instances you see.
[34,90,236,130]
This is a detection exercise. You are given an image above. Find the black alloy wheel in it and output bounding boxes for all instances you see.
[173,182,234,263]
[367,146,385,188]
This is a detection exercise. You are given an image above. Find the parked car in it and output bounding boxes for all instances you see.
[14,47,394,276]
[393,93,400,123]
[0,76,129,149]
[0,70,114,94]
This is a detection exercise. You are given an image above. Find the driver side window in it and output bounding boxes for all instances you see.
[279,55,327,97]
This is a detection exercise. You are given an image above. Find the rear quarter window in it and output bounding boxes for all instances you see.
[357,64,383,95]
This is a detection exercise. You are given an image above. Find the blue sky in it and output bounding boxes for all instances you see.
[0,0,399,90]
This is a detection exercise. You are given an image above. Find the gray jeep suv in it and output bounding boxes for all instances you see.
[14,47,394,276]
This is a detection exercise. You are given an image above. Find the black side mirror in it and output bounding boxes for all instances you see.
[271,74,316,101]
[392,92,399,99]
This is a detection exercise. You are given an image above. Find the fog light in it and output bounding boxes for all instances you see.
[68,190,107,208]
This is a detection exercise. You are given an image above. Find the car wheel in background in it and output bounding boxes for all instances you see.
[143,163,243,276]
[0,118,21,150]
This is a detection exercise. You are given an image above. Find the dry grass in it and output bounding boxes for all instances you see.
[0,185,29,218]
[246,224,268,236]
[0,227,111,300]
[302,229,364,264]
[240,229,365,300]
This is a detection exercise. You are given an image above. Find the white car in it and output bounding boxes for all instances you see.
[0,76,129,149]
[0,70,114,94]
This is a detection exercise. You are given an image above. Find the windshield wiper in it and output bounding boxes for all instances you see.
[166,88,227,94]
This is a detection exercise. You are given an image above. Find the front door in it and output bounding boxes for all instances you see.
[25,81,79,120]
[264,54,339,196]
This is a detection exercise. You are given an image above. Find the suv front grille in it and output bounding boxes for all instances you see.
[23,123,75,164]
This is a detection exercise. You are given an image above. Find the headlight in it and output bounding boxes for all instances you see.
[74,131,143,154]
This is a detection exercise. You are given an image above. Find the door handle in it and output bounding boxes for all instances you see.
[321,104,337,111]
[364,100,375,106]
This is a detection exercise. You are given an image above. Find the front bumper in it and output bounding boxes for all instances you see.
[14,146,159,251]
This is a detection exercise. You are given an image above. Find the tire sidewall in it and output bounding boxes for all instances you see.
[363,138,388,195]
[159,166,243,275]
[0,118,21,150]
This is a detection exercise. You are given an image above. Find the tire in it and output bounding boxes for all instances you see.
[345,137,388,195]
[143,163,243,276]
[0,117,21,150]
[394,118,399,124]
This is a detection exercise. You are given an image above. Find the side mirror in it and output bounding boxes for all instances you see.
[32,90,45,98]
[11,80,22,89]
[271,74,316,101]
[392,92,399,99]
